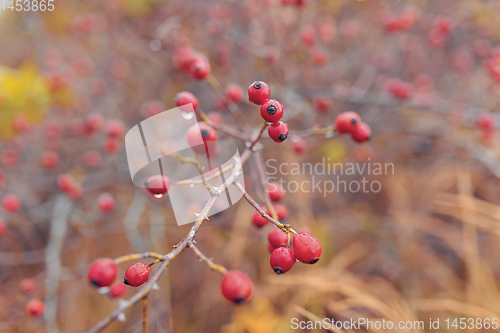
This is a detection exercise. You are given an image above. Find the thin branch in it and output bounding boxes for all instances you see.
[142,296,149,333]
[188,242,228,274]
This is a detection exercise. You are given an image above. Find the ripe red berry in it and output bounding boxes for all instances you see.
[300,25,316,46]
[387,79,412,100]
[189,54,211,80]
[109,281,127,299]
[313,95,330,112]
[225,83,243,103]
[124,262,151,287]
[87,258,118,288]
[41,150,60,169]
[0,219,7,237]
[292,137,308,154]
[83,150,102,168]
[186,123,218,155]
[267,182,285,202]
[97,193,116,213]
[86,112,105,133]
[267,242,277,253]
[220,270,253,304]
[2,194,21,213]
[273,204,289,220]
[25,299,45,318]
[476,113,495,130]
[268,227,289,248]
[141,100,165,118]
[351,122,372,144]
[270,247,296,274]
[144,175,171,197]
[207,112,223,126]
[293,232,322,264]
[248,81,271,105]
[106,120,125,138]
[268,122,289,143]
[104,138,120,154]
[335,112,361,135]
[260,99,284,123]
[19,278,37,295]
[252,209,269,228]
[175,91,199,112]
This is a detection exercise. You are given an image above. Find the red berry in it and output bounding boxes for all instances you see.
[0,219,7,237]
[207,112,223,126]
[351,122,372,144]
[313,95,330,112]
[19,278,37,295]
[141,100,165,118]
[293,232,322,264]
[260,99,284,123]
[97,193,115,213]
[248,81,271,105]
[268,227,289,248]
[2,194,21,213]
[144,175,171,197]
[175,91,199,112]
[124,262,151,287]
[300,25,316,46]
[106,120,125,138]
[267,182,284,202]
[270,247,296,274]
[104,138,120,154]
[292,137,308,154]
[273,204,289,220]
[268,122,289,143]
[41,150,60,169]
[186,123,218,155]
[86,112,105,133]
[172,46,194,71]
[25,299,45,318]
[251,210,269,228]
[87,258,118,288]
[335,112,361,135]
[83,150,102,168]
[12,114,31,133]
[476,113,495,130]
[189,54,211,80]
[225,83,243,103]
[387,79,412,99]
[109,281,127,299]
[220,270,253,304]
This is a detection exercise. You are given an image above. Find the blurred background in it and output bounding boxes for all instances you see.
[1,0,500,332]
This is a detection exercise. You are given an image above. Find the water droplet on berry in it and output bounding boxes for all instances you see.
[181,111,194,120]
[153,193,164,199]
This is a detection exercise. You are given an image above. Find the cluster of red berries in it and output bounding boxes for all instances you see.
[387,78,412,100]
[172,45,211,80]
[427,16,454,48]
[382,6,419,33]
[248,81,289,143]
[18,278,45,318]
[335,111,372,144]
[268,229,322,274]
[87,258,149,298]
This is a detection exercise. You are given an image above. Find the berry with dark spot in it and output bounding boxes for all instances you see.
[221,270,253,304]
[268,122,289,143]
[335,111,361,135]
[248,81,271,105]
[351,122,372,144]
[87,258,118,288]
[124,262,151,287]
[270,247,296,274]
[293,232,322,264]
[260,99,284,123]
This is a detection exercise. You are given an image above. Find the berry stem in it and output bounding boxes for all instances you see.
[233,181,297,235]
[188,242,228,274]
[114,252,164,265]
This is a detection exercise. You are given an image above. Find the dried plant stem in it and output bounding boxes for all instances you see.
[188,242,228,274]
[142,296,149,333]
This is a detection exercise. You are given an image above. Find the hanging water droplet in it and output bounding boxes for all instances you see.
[189,184,195,188]
[118,312,126,322]
[97,287,109,295]
[325,131,334,138]
[181,111,194,120]
[153,193,164,199]
[152,283,160,291]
